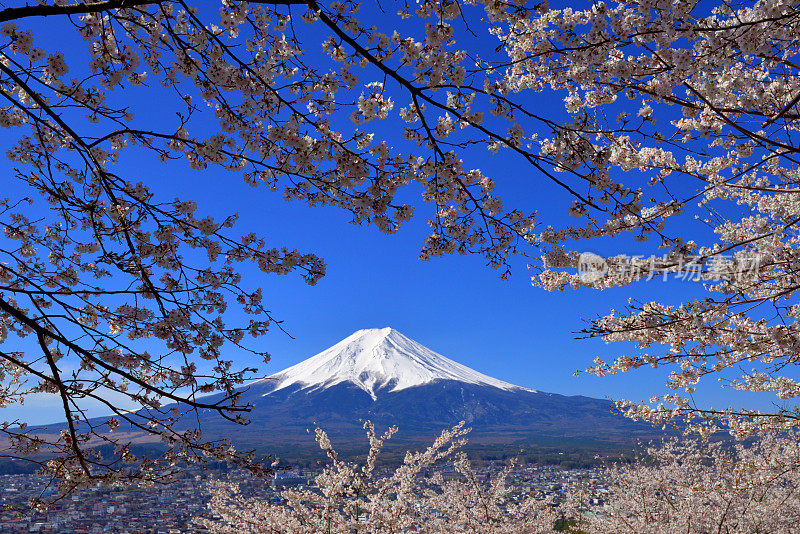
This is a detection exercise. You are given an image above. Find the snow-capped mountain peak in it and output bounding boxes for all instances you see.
[263,327,531,400]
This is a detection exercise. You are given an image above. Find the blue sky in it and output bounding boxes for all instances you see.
[2,135,779,424]
[0,1,789,426]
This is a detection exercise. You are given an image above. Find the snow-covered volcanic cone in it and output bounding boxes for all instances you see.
[175,327,660,456]
[40,328,659,461]
[261,327,532,400]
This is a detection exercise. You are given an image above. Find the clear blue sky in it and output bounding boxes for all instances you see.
[0,1,786,425]
[2,129,779,424]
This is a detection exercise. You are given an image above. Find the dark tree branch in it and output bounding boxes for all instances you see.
[0,296,248,416]
[0,0,162,23]
[0,0,310,24]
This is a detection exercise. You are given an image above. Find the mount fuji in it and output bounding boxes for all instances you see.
[23,328,660,468]
[261,327,531,400]
[191,327,658,457]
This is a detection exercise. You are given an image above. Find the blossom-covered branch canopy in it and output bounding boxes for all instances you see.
[0,0,799,499]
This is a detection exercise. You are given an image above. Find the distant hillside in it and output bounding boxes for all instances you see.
[23,328,663,468]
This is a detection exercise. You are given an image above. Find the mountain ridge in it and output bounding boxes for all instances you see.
[257,327,533,400]
[182,328,662,458]
[24,328,663,465]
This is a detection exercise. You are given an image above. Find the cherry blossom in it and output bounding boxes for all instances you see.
[2,0,799,512]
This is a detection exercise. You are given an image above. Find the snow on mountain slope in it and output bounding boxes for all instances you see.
[262,327,532,400]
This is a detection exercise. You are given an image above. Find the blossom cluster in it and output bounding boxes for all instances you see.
[197,421,563,533]
[201,421,800,534]
[518,0,800,437]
